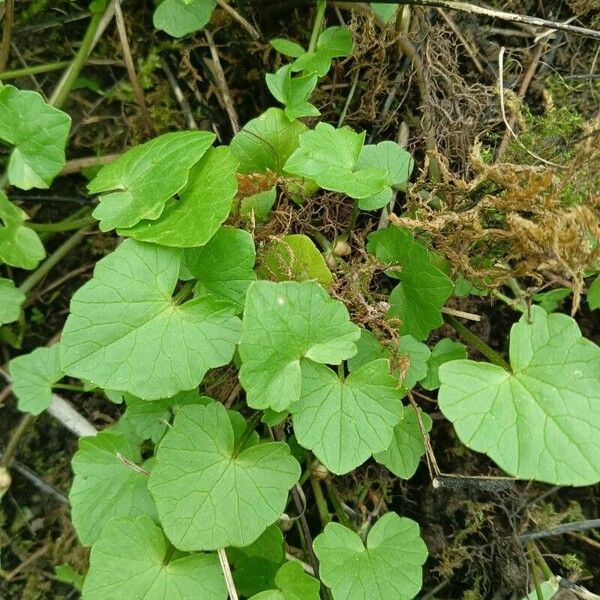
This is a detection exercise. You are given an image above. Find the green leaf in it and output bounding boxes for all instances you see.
[266,66,320,121]
[533,287,572,313]
[271,38,306,58]
[54,564,84,592]
[587,275,600,310]
[239,280,360,411]
[228,524,285,564]
[421,338,467,391]
[347,329,430,390]
[291,359,403,474]
[0,277,25,325]
[0,85,71,190]
[284,123,388,199]
[231,108,308,175]
[375,406,432,479]
[153,0,216,37]
[258,234,333,285]
[250,561,320,600]
[148,402,300,550]
[0,191,45,269]
[314,512,428,600]
[89,131,215,231]
[9,345,63,415]
[367,226,453,340]
[438,306,600,486]
[70,428,156,545]
[123,391,210,443]
[240,187,278,222]
[60,239,241,399]
[356,141,414,210]
[119,146,238,247]
[82,515,226,600]
[291,27,353,77]
[185,227,256,311]
[371,3,398,23]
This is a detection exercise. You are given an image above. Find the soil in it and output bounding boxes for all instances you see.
[1,1,599,598]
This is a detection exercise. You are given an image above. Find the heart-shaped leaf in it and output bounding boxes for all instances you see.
[249,561,320,600]
[90,131,215,231]
[10,345,63,415]
[83,515,226,599]
[291,359,403,474]
[314,512,428,600]
[420,338,467,391]
[149,402,300,550]
[0,192,45,269]
[0,277,25,325]
[70,428,156,545]
[439,306,600,485]
[60,239,241,399]
[239,280,360,411]
[153,0,216,37]
[0,85,71,189]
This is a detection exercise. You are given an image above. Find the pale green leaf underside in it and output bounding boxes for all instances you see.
[185,226,256,311]
[90,131,215,231]
[153,0,216,37]
[10,345,63,415]
[375,407,432,479]
[239,280,360,411]
[284,123,387,199]
[119,146,238,248]
[0,277,25,325]
[149,402,300,550]
[231,108,308,175]
[0,85,71,190]
[60,239,241,400]
[439,306,600,486]
[250,561,320,600]
[83,515,226,600]
[367,226,453,340]
[258,234,333,286]
[70,429,156,545]
[0,191,45,269]
[291,359,403,474]
[314,512,428,600]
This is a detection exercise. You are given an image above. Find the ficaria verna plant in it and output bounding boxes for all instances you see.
[2,2,600,599]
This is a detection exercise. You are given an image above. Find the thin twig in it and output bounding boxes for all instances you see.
[0,0,15,71]
[436,8,484,74]
[0,414,35,469]
[59,153,120,176]
[160,56,198,130]
[441,306,481,322]
[216,0,260,39]
[520,519,600,542]
[204,30,240,134]
[114,0,154,136]
[218,548,239,600]
[327,0,600,40]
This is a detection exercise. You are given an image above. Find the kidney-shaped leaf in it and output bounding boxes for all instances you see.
[70,428,156,545]
[314,512,428,600]
[0,192,45,269]
[368,226,453,340]
[0,277,25,325]
[239,280,360,411]
[89,131,215,231]
[292,359,403,474]
[10,345,63,415]
[250,561,320,600]
[149,402,300,550]
[439,306,600,486]
[83,515,226,600]
[60,239,241,399]
[0,85,70,190]
[119,146,238,247]
[153,0,216,37]
[284,123,387,199]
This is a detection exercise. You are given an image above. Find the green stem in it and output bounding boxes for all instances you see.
[0,61,71,81]
[492,290,526,313]
[49,4,111,109]
[310,476,330,527]
[337,68,360,127]
[0,0,15,71]
[172,281,195,305]
[324,480,353,529]
[530,542,553,580]
[52,383,86,392]
[308,0,326,53]
[19,227,90,295]
[1,414,35,469]
[28,214,96,233]
[444,314,510,371]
